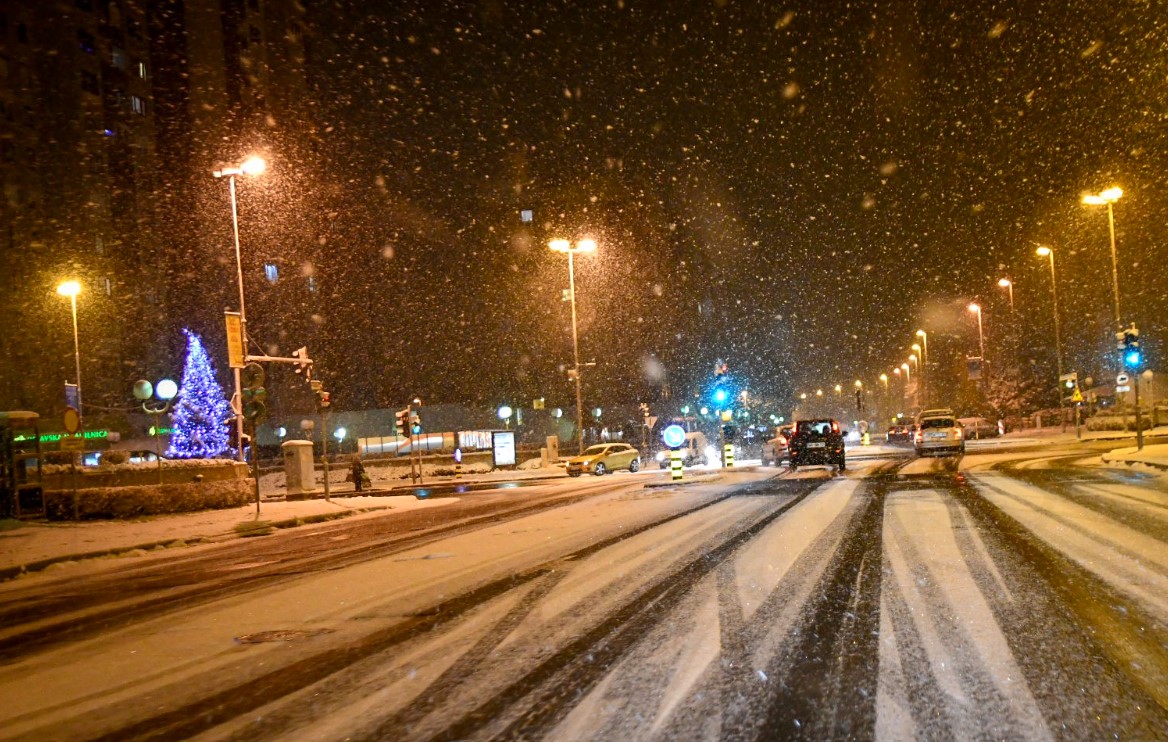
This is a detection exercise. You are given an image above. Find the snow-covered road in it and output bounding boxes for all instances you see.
[0,449,1165,740]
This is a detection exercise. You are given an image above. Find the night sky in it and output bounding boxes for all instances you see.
[279,0,1168,413]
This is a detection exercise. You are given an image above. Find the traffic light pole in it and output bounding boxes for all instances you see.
[1134,374,1144,451]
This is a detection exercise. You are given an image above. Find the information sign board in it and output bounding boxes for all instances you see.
[492,430,516,467]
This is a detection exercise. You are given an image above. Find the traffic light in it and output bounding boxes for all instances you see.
[318,391,331,409]
[293,346,312,380]
[721,424,737,441]
[395,407,409,434]
[410,412,422,435]
[1119,325,1141,369]
[240,362,267,422]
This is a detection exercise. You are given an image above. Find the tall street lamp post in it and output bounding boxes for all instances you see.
[1036,245,1066,422]
[1082,187,1123,330]
[549,237,597,454]
[56,281,84,432]
[212,155,266,462]
[915,329,928,407]
[997,277,1014,311]
[968,303,986,382]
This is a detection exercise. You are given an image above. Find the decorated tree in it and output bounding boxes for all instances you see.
[166,329,233,459]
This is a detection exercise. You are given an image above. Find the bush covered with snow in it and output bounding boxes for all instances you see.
[44,479,252,521]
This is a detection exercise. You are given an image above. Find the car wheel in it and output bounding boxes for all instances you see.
[593,462,607,476]
[629,458,640,473]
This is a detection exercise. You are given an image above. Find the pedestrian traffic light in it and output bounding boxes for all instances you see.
[410,412,422,435]
[317,391,331,409]
[395,407,409,433]
[1120,325,1141,369]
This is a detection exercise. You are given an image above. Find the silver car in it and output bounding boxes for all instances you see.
[914,416,965,457]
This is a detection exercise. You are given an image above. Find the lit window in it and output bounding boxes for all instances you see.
[111,47,126,69]
[130,95,145,114]
[263,263,278,283]
[306,276,317,293]
[137,61,146,78]
[103,277,112,296]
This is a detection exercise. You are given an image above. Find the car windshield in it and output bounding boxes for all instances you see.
[582,445,610,456]
[921,418,957,429]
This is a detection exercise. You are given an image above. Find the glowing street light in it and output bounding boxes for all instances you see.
[968,303,986,378]
[915,329,928,406]
[213,155,267,462]
[56,280,84,432]
[997,277,1014,311]
[1081,186,1123,329]
[879,373,888,389]
[549,237,597,454]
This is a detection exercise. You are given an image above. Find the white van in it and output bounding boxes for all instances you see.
[656,431,711,468]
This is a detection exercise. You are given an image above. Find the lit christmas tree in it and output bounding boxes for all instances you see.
[166,329,233,459]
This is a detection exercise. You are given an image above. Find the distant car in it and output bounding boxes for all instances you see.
[787,419,846,472]
[914,415,965,456]
[761,426,793,466]
[885,423,915,443]
[566,443,641,477]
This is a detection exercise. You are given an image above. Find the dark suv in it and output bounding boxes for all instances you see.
[788,419,846,472]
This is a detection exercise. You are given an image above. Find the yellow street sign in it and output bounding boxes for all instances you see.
[225,312,245,368]
[1071,387,1084,403]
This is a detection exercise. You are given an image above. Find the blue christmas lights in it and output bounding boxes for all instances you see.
[165,329,233,459]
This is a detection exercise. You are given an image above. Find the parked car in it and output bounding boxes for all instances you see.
[655,431,711,469]
[958,416,999,438]
[787,419,846,472]
[566,442,641,476]
[914,414,965,456]
[761,426,793,466]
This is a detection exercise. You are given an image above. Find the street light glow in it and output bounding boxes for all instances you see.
[997,277,1011,288]
[548,239,571,253]
[240,156,267,176]
[968,302,981,314]
[575,238,597,252]
[56,280,81,297]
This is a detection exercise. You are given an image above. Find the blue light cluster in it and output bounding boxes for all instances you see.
[165,329,233,459]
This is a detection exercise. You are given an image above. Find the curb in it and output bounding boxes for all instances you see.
[0,505,392,583]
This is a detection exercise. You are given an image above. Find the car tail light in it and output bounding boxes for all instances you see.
[955,428,963,439]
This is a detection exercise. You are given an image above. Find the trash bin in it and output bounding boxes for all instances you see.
[282,440,316,498]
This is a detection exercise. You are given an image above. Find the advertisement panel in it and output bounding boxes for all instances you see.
[492,430,516,468]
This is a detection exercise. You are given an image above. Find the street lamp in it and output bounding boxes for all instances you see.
[968,303,986,375]
[915,329,928,406]
[213,155,266,461]
[1036,245,1065,409]
[908,353,919,375]
[879,373,888,390]
[549,237,597,454]
[1082,186,1123,329]
[133,378,178,483]
[997,277,1014,311]
[56,280,84,431]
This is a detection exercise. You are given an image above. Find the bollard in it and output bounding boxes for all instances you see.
[723,443,734,468]
[670,448,684,481]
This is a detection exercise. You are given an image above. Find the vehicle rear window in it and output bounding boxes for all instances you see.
[920,417,956,429]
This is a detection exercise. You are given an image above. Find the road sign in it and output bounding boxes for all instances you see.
[60,436,84,451]
[644,416,658,429]
[1059,372,1078,383]
[62,407,80,434]
[225,312,245,368]
[1116,373,1129,385]
[1071,387,1084,403]
[662,424,686,449]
